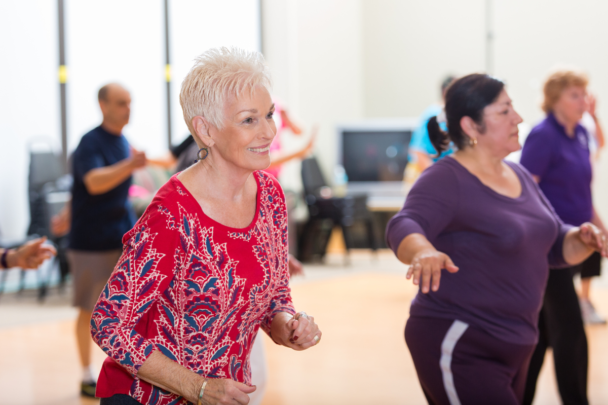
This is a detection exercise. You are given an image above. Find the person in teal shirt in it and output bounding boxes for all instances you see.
[410,76,455,171]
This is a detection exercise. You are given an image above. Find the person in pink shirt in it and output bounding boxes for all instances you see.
[264,100,315,180]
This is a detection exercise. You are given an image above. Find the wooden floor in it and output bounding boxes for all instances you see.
[1,268,608,405]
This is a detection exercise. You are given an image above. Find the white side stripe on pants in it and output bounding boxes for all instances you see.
[440,320,469,405]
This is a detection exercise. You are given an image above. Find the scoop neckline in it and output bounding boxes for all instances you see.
[444,156,529,204]
[170,171,262,232]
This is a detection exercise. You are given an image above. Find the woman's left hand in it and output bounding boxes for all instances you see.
[578,222,608,257]
[270,311,322,351]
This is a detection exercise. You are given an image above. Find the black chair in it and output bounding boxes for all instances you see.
[0,142,71,299]
[24,144,71,299]
[39,181,72,298]
[27,147,65,237]
[298,157,377,263]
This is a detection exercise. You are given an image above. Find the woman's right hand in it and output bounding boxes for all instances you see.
[51,205,71,237]
[201,378,256,405]
[407,249,459,293]
[7,237,56,269]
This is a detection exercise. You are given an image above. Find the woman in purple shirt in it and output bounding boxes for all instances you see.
[386,74,607,405]
[520,69,608,405]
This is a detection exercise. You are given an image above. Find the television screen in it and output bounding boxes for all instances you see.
[342,130,411,182]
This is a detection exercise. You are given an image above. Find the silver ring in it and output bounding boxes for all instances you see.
[313,335,320,343]
[295,312,309,321]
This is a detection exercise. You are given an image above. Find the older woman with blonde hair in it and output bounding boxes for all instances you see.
[91,47,321,405]
[521,68,606,405]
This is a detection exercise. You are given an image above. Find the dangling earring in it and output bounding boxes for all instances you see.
[469,137,478,147]
[197,147,209,161]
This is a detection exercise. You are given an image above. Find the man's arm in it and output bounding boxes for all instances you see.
[593,115,605,149]
[587,94,605,149]
[267,134,315,169]
[1,238,56,270]
[84,149,146,195]
[414,150,433,172]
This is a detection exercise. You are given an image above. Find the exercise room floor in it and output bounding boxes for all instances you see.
[1,251,607,405]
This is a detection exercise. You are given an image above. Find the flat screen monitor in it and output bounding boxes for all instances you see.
[338,119,416,183]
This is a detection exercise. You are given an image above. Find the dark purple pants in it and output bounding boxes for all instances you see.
[406,316,535,405]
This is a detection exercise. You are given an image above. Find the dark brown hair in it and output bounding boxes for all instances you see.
[428,74,504,154]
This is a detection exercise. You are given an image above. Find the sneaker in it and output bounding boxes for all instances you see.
[580,298,607,325]
[80,380,97,398]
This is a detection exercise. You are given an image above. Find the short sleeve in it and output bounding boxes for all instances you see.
[386,162,459,252]
[520,127,554,179]
[73,136,105,180]
[90,203,179,375]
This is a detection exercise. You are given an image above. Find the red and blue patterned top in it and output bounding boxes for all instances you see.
[91,171,296,404]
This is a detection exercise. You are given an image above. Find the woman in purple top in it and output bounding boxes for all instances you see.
[386,74,607,405]
[520,69,608,405]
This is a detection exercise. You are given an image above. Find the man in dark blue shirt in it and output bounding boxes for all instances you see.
[68,83,146,397]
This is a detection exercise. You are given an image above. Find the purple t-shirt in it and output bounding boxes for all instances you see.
[520,113,592,226]
[386,157,572,344]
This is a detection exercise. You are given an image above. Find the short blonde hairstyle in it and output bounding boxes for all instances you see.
[542,68,588,113]
[179,47,272,135]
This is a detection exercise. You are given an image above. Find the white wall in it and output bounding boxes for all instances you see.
[262,0,365,192]
[360,0,608,123]
[362,0,486,118]
[169,0,261,145]
[494,0,608,126]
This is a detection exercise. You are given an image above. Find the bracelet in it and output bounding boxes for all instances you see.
[197,378,208,405]
[0,249,10,269]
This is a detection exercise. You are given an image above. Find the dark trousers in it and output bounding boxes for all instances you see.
[100,394,143,405]
[406,316,534,405]
[523,268,589,405]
